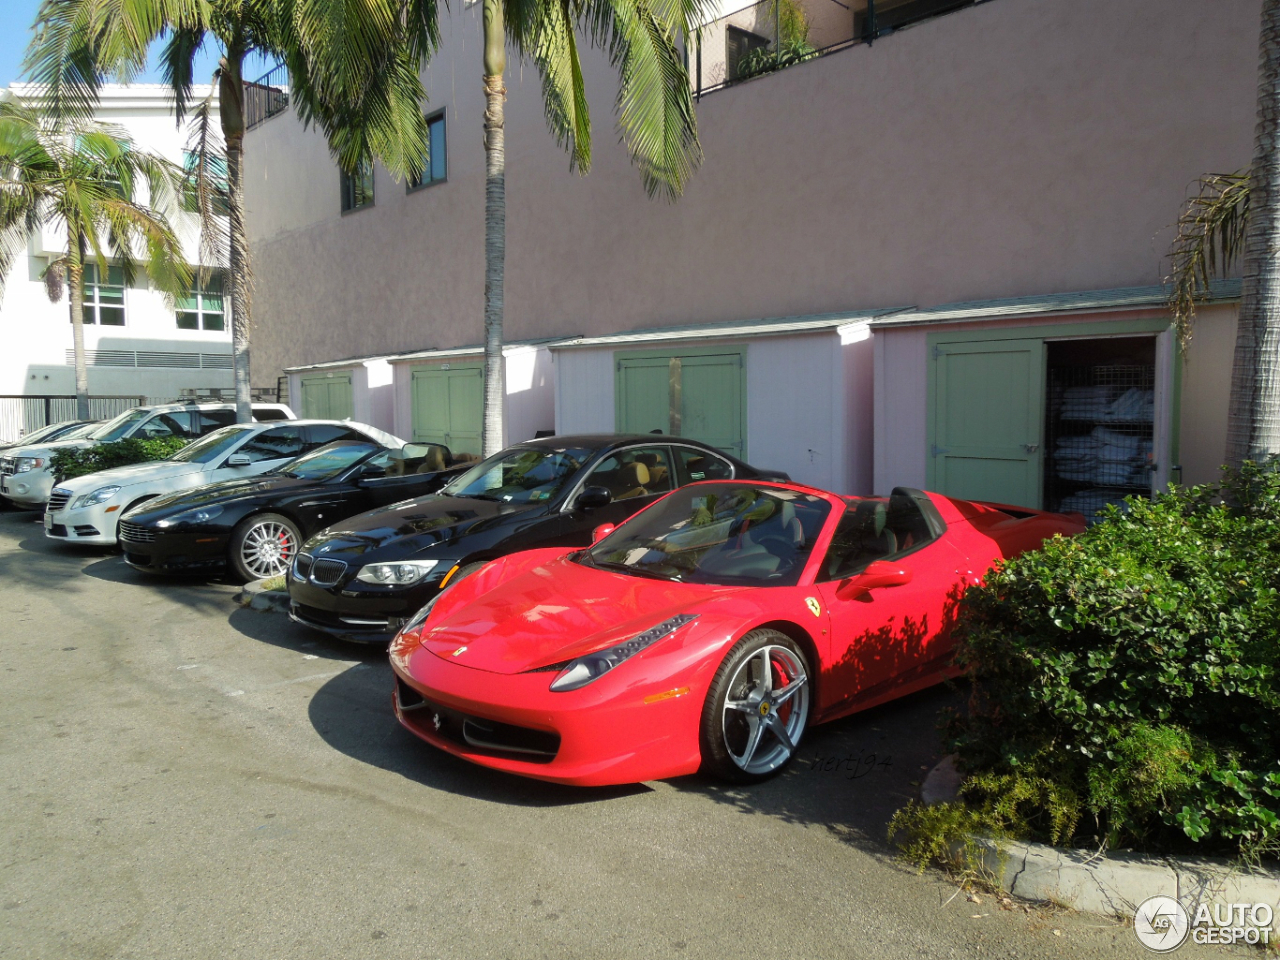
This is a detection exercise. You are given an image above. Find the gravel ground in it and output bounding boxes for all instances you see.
[0,506,1245,959]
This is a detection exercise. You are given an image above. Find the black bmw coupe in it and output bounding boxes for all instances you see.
[287,433,788,643]
[119,441,468,580]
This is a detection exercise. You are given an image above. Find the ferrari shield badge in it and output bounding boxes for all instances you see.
[451,645,468,657]
[805,597,821,618]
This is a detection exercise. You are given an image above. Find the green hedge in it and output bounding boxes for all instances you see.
[909,461,1280,861]
[50,437,189,483]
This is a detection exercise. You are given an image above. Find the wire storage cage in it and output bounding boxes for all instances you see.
[1044,362,1155,521]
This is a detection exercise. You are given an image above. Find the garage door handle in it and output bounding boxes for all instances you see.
[1023,443,1039,454]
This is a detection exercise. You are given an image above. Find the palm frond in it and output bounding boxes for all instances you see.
[509,0,592,172]
[181,88,228,275]
[1167,171,1249,349]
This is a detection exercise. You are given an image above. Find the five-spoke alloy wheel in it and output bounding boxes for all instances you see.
[701,629,811,782]
[231,513,301,582]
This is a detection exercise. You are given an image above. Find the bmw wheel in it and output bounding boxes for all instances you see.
[700,629,811,783]
[230,513,301,582]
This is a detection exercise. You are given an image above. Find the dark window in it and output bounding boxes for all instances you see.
[81,263,125,326]
[176,272,225,331]
[726,26,770,82]
[674,447,734,484]
[854,0,976,41]
[818,492,939,581]
[585,446,674,502]
[238,426,307,462]
[137,412,194,439]
[306,424,366,447]
[409,112,447,190]
[195,410,236,434]
[251,407,290,422]
[340,163,374,212]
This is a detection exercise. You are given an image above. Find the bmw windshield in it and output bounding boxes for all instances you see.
[582,484,831,586]
[442,446,593,504]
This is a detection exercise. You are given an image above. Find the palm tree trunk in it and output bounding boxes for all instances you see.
[220,51,254,424]
[1227,0,1280,465]
[481,0,507,457]
[67,234,89,421]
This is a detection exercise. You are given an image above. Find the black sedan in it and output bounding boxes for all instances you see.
[119,441,468,581]
[288,433,788,643]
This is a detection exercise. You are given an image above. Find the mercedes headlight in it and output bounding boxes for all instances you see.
[157,504,224,526]
[549,615,699,692]
[14,457,44,473]
[356,559,439,585]
[71,485,121,509]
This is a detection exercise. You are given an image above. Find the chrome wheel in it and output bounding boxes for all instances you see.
[721,644,810,775]
[239,519,297,579]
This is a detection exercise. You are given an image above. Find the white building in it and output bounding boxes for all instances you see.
[0,84,233,433]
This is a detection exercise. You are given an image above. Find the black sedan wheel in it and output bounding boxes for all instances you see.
[231,513,301,582]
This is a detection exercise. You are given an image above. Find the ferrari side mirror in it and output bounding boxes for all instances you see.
[575,485,612,511]
[591,523,616,544]
[836,560,913,600]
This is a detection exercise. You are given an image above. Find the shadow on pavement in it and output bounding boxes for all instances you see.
[307,659,651,808]
[228,606,390,663]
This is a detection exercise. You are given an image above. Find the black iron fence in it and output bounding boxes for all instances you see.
[245,64,290,131]
[690,0,987,98]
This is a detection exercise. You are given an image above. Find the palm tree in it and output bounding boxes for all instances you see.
[0,98,192,419]
[1170,0,1280,466]
[25,0,438,422]
[479,0,710,454]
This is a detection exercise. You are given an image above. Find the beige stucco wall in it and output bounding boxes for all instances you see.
[1178,303,1238,487]
[244,0,1259,390]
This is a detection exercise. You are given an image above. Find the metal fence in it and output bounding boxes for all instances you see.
[690,0,986,98]
[245,64,290,131]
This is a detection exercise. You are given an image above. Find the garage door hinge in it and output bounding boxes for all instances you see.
[931,444,949,457]
[933,345,946,359]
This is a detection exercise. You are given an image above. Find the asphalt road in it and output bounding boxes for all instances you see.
[0,506,1241,960]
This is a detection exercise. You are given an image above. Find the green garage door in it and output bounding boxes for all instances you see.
[928,338,1044,508]
[616,349,745,457]
[411,364,483,456]
[299,374,354,421]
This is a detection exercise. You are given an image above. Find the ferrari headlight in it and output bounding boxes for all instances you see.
[14,457,44,473]
[71,485,121,509]
[356,559,439,585]
[157,504,224,527]
[549,614,699,692]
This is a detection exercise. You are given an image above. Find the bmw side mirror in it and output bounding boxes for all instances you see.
[836,560,913,601]
[591,523,616,544]
[575,485,612,511]
[226,453,252,468]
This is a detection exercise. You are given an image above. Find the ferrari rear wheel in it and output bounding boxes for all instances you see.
[701,629,811,783]
[230,513,301,582]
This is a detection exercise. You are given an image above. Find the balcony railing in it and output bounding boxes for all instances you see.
[691,0,988,98]
[244,64,290,131]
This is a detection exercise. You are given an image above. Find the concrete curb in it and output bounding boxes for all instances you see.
[234,580,290,614]
[924,756,1280,921]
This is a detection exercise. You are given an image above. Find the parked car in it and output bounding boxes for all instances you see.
[0,401,294,509]
[388,481,1087,786]
[119,440,472,581]
[44,421,396,548]
[290,434,788,643]
[0,419,99,452]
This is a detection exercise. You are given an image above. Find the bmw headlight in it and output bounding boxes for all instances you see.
[157,504,224,527]
[71,485,121,509]
[356,559,439,585]
[14,457,44,473]
[549,614,699,692]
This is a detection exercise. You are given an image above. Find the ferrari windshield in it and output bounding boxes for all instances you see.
[169,425,255,463]
[583,483,831,585]
[279,442,381,480]
[442,445,593,504]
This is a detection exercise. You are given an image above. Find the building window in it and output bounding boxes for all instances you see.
[409,112,447,190]
[726,26,770,82]
[340,162,374,212]
[177,272,226,331]
[81,263,125,326]
[182,152,230,215]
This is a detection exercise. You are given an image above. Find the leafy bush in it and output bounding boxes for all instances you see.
[50,436,189,482]
[935,460,1280,860]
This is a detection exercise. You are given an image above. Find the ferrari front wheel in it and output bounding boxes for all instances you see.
[701,629,811,783]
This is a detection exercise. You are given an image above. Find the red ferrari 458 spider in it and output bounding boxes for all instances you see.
[389,481,1084,786]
